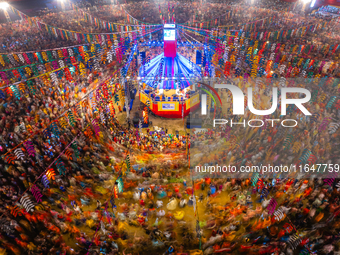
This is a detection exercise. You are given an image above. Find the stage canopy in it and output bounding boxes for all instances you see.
[139,53,202,90]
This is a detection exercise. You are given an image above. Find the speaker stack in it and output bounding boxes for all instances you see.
[186,114,203,128]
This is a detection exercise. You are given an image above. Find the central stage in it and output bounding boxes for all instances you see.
[139,53,201,90]
[139,53,201,118]
[138,24,202,118]
[139,53,202,118]
[139,90,200,118]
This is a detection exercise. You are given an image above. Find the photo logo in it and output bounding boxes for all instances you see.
[201,84,311,116]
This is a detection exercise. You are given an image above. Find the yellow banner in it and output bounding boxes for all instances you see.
[158,102,179,111]
[140,93,153,110]
[186,94,200,109]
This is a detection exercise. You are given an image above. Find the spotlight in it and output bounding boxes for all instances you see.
[0,2,9,10]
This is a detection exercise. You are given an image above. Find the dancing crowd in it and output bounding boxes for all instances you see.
[1,0,340,254]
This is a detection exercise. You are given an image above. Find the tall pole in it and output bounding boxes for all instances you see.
[121,77,130,119]
[3,9,10,22]
[0,2,11,22]
[125,81,130,119]
[58,0,66,11]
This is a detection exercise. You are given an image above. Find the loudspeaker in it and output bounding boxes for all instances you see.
[186,118,203,128]
[133,117,140,127]
[130,89,136,100]
[196,50,202,64]
[133,117,150,128]
[139,52,146,61]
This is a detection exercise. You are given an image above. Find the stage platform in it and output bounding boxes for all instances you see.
[139,91,200,118]
[138,51,202,118]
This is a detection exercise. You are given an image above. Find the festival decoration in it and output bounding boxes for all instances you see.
[319,117,331,131]
[30,185,43,203]
[71,142,79,158]
[257,179,264,190]
[116,177,124,193]
[299,149,312,165]
[262,188,269,198]
[64,149,73,161]
[292,141,301,154]
[20,194,35,213]
[0,219,15,235]
[335,181,340,192]
[283,134,293,150]
[46,168,56,180]
[50,122,61,138]
[10,206,22,218]
[139,120,142,135]
[310,113,320,124]
[143,107,148,124]
[288,234,301,250]
[329,122,340,134]
[125,154,131,173]
[55,158,67,175]
[308,154,317,165]
[274,208,285,221]
[267,198,277,215]
[24,140,35,157]
[14,148,25,161]
[59,117,69,129]
[85,125,94,138]
[324,172,337,187]
[326,96,337,109]
[41,175,50,188]
[100,112,106,124]
[92,119,101,136]
[114,183,119,199]
[67,111,76,127]
[251,172,259,186]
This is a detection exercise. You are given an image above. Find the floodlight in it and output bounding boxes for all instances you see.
[0,2,9,10]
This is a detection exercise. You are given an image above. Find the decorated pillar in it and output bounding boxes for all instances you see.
[164,24,177,58]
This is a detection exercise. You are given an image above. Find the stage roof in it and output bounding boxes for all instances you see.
[139,53,202,90]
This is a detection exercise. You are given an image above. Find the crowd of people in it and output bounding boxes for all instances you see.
[319,5,340,15]
[0,0,340,254]
[0,0,337,53]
